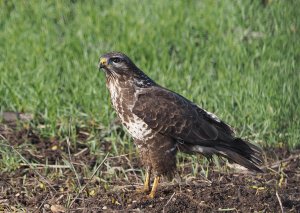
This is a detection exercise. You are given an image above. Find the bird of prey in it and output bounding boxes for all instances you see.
[98,52,262,198]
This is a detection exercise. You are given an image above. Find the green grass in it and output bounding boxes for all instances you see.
[0,0,299,165]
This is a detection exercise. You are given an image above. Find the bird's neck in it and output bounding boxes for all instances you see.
[106,69,156,89]
[132,70,156,88]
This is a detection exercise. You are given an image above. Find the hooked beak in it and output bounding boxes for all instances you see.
[99,57,108,69]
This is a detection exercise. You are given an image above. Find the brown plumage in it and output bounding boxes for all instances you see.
[98,52,263,198]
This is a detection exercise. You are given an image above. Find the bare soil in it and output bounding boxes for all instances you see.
[0,118,299,212]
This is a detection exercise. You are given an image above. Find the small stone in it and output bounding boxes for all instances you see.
[51,145,58,151]
[89,189,96,196]
[50,204,66,213]
[39,182,45,189]
[102,206,107,210]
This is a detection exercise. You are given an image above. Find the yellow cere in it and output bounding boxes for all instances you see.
[100,58,107,65]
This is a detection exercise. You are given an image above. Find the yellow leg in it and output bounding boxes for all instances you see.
[143,170,151,192]
[148,176,160,199]
[137,169,151,193]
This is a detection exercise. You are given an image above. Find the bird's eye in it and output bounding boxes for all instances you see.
[111,57,121,63]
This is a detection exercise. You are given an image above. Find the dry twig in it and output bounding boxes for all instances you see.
[163,192,176,213]
[276,191,284,213]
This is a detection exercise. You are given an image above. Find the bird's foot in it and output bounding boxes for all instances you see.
[147,176,160,199]
[148,191,155,199]
[136,186,150,194]
[136,170,151,193]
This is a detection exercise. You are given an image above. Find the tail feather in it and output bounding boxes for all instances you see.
[216,138,263,172]
[177,137,263,172]
[217,149,263,172]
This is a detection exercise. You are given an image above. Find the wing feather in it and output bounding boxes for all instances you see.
[132,86,222,143]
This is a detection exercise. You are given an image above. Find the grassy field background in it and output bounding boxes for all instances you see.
[0,0,299,170]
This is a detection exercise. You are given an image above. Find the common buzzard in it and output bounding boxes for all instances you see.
[99,52,262,198]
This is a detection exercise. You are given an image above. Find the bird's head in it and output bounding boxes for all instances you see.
[99,52,155,87]
[98,52,139,77]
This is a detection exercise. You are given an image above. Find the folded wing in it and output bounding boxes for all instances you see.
[132,86,231,145]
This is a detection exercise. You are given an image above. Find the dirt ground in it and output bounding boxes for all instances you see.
[0,117,299,212]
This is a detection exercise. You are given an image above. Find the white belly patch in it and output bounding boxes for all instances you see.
[123,114,154,140]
